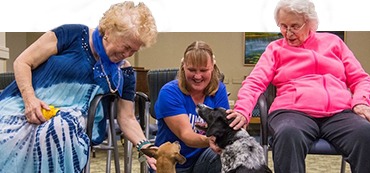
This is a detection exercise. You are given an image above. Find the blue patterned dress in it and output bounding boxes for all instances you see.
[0,24,136,173]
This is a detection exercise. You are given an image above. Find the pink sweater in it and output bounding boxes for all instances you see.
[234,32,370,123]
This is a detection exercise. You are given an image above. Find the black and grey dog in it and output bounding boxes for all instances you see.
[196,103,272,173]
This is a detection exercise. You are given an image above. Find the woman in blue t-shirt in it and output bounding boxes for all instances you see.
[148,41,246,173]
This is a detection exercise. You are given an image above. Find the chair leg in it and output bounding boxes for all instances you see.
[83,148,92,173]
[106,125,113,173]
[112,134,121,173]
[140,153,149,173]
[340,157,346,173]
[140,99,151,173]
[124,137,133,173]
[92,148,96,158]
[263,145,269,165]
[108,118,121,173]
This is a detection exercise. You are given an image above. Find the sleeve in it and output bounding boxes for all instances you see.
[52,24,86,54]
[337,37,370,107]
[233,42,278,123]
[120,66,136,101]
[155,81,186,119]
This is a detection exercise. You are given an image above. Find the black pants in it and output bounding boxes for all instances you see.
[268,109,370,173]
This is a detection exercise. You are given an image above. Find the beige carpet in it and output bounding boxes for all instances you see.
[88,141,352,173]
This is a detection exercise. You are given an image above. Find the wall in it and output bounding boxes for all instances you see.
[134,32,251,104]
[346,32,370,73]
[0,32,9,72]
[133,31,370,103]
[5,32,43,72]
[5,32,370,102]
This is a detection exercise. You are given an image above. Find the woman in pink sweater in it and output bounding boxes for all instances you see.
[232,0,370,172]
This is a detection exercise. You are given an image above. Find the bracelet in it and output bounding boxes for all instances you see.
[136,139,151,152]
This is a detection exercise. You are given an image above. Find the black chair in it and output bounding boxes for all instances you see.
[147,68,179,121]
[84,91,151,173]
[0,72,15,93]
[257,85,346,172]
[124,91,151,173]
[84,93,121,173]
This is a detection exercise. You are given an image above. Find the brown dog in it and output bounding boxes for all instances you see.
[141,141,186,173]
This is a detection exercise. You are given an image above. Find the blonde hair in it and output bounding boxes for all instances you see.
[98,1,157,48]
[178,41,222,96]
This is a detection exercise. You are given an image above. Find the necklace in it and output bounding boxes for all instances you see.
[99,59,121,93]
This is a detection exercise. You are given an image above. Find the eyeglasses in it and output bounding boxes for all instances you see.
[278,22,306,34]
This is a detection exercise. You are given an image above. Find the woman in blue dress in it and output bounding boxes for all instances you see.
[0,1,157,172]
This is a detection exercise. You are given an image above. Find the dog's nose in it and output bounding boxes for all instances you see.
[197,103,205,109]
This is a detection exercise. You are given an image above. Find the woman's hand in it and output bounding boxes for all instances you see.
[24,96,48,124]
[353,104,370,121]
[208,136,222,154]
[226,110,247,130]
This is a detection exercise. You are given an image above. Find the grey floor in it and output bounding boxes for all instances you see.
[88,140,352,173]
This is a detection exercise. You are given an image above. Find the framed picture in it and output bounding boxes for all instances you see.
[318,31,346,41]
[243,31,345,66]
[244,32,283,66]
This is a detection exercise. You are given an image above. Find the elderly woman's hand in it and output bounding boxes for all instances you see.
[24,97,48,124]
[353,104,370,121]
[142,144,157,171]
[226,109,247,130]
[226,110,247,130]
[146,156,157,171]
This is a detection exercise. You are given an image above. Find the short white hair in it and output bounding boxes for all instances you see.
[274,0,319,32]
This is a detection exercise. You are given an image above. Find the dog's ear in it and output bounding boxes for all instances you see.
[214,107,233,122]
[202,108,229,137]
[174,153,186,164]
[205,116,228,137]
[215,107,236,125]
[140,147,159,159]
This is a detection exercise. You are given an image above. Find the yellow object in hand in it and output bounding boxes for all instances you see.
[42,105,60,120]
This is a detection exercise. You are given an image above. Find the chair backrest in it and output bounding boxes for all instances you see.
[147,68,179,119]
[251,84,276,117]
[0,72,15,92]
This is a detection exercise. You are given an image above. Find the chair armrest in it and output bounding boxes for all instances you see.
[257,94,269,146]
[135,91,150,102]
[135,91,151,139]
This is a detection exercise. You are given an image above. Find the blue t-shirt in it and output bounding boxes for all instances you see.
[154,79,230,168]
